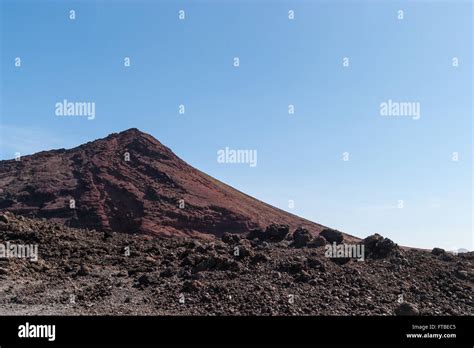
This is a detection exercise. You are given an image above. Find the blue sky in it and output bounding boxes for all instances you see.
[1,0,472,250]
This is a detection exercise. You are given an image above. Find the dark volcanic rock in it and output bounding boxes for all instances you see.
[454,269,468,280]
[234,244,253,260]
[0,214,9,223]
[395,303,419,316]
[431,247,445,256]
[319,229,343,244]
[221,232,241,244]
[264,224,289,242]
[308,235,327,248]
[250,253,269,265]
[247,229,264,241]
[363,234,398,259]
[247,224,292,243]
[292,227,312,248]
[0,213,472,316]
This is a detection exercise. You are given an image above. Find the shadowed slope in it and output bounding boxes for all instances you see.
[0,128,356,240]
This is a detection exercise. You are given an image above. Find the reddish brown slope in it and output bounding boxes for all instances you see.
[0,128,353,240]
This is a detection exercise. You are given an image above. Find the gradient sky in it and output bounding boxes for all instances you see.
[1,0,472,250]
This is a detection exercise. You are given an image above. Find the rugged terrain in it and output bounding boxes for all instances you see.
[0,129,471,316]
[0,213,472,315]
[0,128,353,240]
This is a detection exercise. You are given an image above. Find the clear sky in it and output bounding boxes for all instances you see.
[1,0,472,250]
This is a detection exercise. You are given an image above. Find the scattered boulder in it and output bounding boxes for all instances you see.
[439,253,455,262]
[103,231,114,240]
[264,224,289,242]
[247,225,289,242]
[0,214,9,224]
[233,244,253,260]
[319,229,343,244]
[395,302,419,316]
[292,227,312,248]
[431,248,445,256]
[308,235,327,248]
[145,256,157,263]
[363,234,398,259]
[221,232,241,245]
[191,255,240,273]
[246,228,264,241]
[137,274,149,286]
[454,269,468,280]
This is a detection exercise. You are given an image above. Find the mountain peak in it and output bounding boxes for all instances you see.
[106,127,154,142]
[0,129,343,240]
[122,127,141,133]
[115,127,147,137]
[75,128,173,161]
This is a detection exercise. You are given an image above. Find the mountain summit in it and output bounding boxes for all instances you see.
[0,128,343,239]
